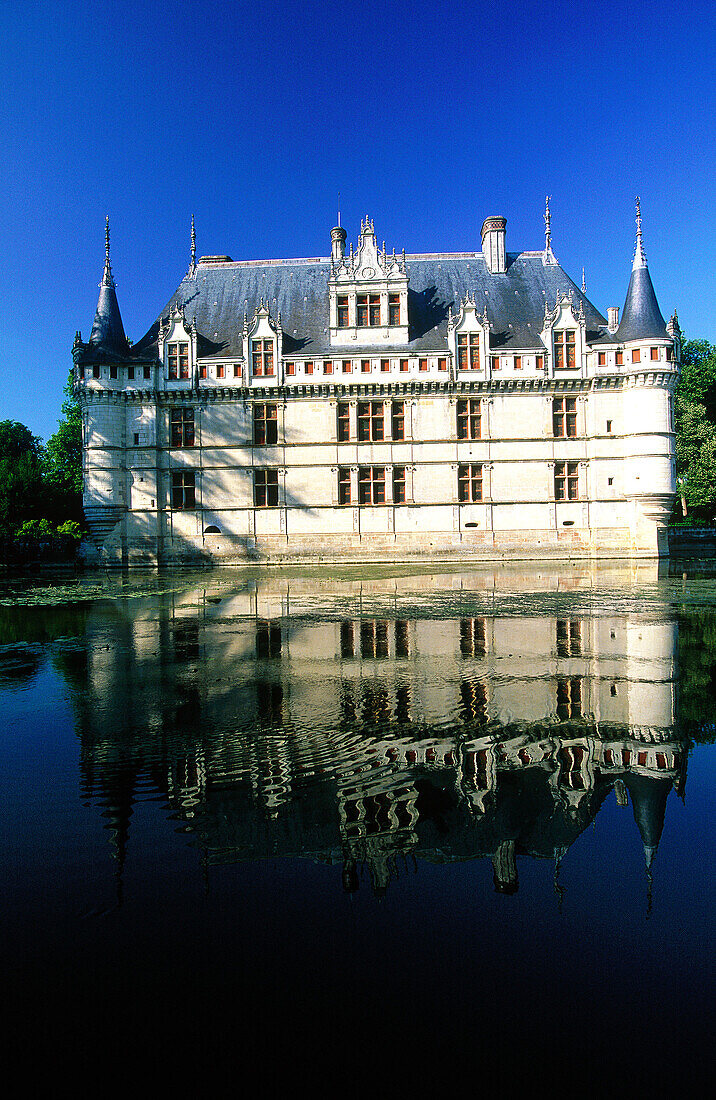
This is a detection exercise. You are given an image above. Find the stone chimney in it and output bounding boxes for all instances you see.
[331,225,347,263]
[481,216,507,274]
[607,306,619,332]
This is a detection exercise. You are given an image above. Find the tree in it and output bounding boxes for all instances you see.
[674,340,716,518]
[0,420,45,537]
[43,370,83,524]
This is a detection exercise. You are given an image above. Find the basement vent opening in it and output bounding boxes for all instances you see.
[204,525,221,534]
[464,522,479,528]
[562,520,574,527]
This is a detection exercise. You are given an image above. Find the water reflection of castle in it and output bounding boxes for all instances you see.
[75,570,684,900]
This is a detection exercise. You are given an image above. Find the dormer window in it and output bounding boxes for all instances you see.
[457,333,480,371]
[337,296,349,327]
[554,330,576,369]
[357,294,381,326]
[389,294,401,325]
[168,342,189,379]
[252,339,274,377]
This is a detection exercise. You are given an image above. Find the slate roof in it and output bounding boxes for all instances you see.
[615,264,667,342]
[130,251,609,362]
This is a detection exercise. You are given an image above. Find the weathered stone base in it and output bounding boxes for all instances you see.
[84,522,670,567]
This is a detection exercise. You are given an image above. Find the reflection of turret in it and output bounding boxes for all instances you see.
[625,772,671,865]
[492,840,518,894]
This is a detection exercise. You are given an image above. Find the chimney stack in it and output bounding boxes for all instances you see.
[607,306,619,332]
[481,216,507,274]
[331,225,347,263]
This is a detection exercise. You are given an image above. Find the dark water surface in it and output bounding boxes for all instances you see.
[2,563,715,1090]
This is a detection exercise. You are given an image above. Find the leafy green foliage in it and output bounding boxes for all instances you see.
[0,420,46,537]
[675,340,716,517]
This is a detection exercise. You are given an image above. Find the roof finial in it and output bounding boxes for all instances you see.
[633,195,647,269]
[101,215,115,287]
[337,192,341,228]
[190,213,196,273]
[581,267,586,293]
[544,195,551,252]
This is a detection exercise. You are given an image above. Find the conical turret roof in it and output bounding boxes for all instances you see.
[88,218,129,357]
[615,198,667,342]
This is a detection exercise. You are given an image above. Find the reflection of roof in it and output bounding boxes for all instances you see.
[128,252,608,360]
[624,772,671,851]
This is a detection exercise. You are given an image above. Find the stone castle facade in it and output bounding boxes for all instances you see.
[73,200,680,565]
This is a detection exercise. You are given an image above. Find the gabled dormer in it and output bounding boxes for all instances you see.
[540,292,586,375]
[159,302,197,386]
[447,292,490,375]
[242,300,281,385]
[328,217,409,346]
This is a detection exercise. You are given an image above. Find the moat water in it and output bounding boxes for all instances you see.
[1,563,714,1090]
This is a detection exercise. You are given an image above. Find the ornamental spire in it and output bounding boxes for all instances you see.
[581,267,586,293]
[190,213,196,274]
[633,195,647,269]
[542,196,557,265]
[101,215,114,288]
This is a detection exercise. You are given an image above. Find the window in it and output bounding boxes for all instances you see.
[340,621,355,658]
[342,359,352,374]
[256,620,281,659]
[380,359,390,373]
[666,345,674,362]
[458,463,483,503]
[305,361,314,375]
[554,461,579,500]
[110,364,117,379]
[285,361,295,376]
[393,466,406,503]
[598,352,606,366]
[92,365,100,379]
[556,619,582,656]
[357,293,381,326]
[457,333,480,371]
[361,359,371,373]
[460,680,488,724]
[253,403,278,445]
[556,677,582,720]
[337,295,349,328]
[395,620,409,658]
[199,364,208,379]
[252,339,274,376]
[460,618,487,658]
[168,342,189,379]
[133,432,139,446]
[254,468,279,507]
[616,350,624,365]
[554,330,576,369]
[391,400,405,441]
[143,365,151,380]
[171,470,195,509]
[323,360,333,374]
[536,355,544,371]
[553,397,577,438]
[514,355,522,370]
[389,294,401,325]
[170,407,195,447]
[338,467,351,505]
[419,358,428,372]
[361,621,389,659]
[399,358,409,373]
[650,347,659,361]
[216,364,224,378]
[337,401,350,441]
[606,420,612,433]
[128,366,135,380]
[359,466,386,504]
[491,355,500,371]
[358,401,384,441]
[632,348,641,364]
[438,357,447,372]
[457,398,481,440]
[233,364,241,378]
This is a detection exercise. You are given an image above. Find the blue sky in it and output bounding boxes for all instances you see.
[2,0,715,441]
